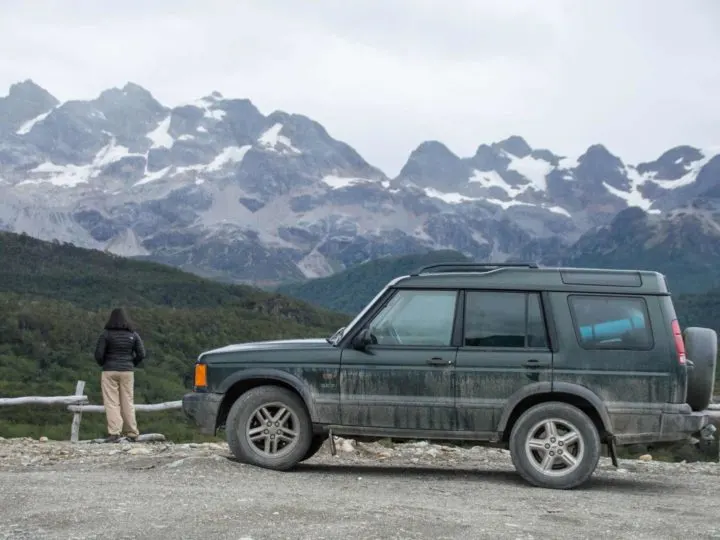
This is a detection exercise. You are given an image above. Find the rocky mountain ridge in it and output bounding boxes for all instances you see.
[1,79,719,283]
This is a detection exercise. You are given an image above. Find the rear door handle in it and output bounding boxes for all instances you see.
[427,357,453,366]
[524,359,549,368]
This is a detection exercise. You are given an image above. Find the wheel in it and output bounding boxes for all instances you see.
[225,385,312,471]
[683,327,718,411]
[301,435,327,462]
[509,402,601,490]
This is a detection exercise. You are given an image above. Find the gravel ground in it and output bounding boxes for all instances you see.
[1,436,720,540]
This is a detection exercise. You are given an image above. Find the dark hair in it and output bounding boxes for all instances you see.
[104,307,136,332]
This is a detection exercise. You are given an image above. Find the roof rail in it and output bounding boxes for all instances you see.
[410,262,539,276]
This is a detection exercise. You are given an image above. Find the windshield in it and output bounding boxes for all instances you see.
[328,282,394,345]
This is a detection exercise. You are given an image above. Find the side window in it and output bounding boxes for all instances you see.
[463,291,549,349]
[569,295,653,350]
[367,289,458,346]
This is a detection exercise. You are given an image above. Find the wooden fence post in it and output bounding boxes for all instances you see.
[70,380,86,443]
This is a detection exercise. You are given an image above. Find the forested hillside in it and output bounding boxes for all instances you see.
[277,250,471,314]
[0,232,349,441]
[277,247,720,335]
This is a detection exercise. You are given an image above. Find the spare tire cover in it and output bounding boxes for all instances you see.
[684,327,718,412]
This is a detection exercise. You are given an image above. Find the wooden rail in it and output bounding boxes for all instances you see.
[0,380,182,442]
[66,401,182,413]
[0,395,89,406]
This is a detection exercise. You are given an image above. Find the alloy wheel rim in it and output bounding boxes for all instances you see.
[524,417,585,477]
[245,401,300,457]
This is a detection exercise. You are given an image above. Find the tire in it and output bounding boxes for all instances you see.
[225,385,312,471]
[683,327,718,412]
[509,402,601,490]
[300,435,327,462]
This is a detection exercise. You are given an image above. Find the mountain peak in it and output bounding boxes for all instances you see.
[492,135,532,158]
[5,79,58,107]
[412,140,459,160]
[576,144,624,171]
[0,80,59,132]
[470,143,511,171]
[573,144,628,191]
[94,82,165,119]
[581,144,621,162]
[636,145,704,179]
[121,82,153,97]
[396,140,467,189]
[97,82,157,103]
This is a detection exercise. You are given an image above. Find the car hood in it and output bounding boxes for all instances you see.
[200,338,332,358]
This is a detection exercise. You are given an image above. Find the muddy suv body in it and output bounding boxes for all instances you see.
[182,263,718,489]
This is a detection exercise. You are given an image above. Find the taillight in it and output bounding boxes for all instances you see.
[194,363,207,389]
[671,319,686,365]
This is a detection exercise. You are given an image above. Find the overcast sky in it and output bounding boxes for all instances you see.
[1,0,719,176]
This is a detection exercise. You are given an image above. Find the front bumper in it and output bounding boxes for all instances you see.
[182,392,223,436]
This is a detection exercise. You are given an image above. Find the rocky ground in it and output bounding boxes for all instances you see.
[1,436,720,539]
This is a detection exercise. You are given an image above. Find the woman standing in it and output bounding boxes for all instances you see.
[94,307,146,442]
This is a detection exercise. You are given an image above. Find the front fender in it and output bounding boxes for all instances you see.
[217,368,318,421]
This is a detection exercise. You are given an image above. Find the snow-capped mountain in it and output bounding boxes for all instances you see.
[1,79,719,284]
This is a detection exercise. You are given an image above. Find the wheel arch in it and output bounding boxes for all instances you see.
[497,382,614,443]
[215,369,316,432]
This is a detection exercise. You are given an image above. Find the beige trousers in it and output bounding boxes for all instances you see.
[100,371,139,437]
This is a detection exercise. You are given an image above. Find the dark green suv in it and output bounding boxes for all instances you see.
[182,263,718,489]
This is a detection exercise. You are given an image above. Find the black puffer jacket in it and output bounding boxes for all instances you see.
[94,329,147,372]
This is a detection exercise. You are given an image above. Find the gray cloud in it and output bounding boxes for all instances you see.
[1,0,718,175]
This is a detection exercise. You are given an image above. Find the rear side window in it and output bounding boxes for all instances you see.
[569,295,653,350]
[463,291,549,349]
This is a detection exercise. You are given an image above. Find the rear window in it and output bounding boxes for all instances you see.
[568,295,653,350]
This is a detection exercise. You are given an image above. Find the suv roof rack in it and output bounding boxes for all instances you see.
[410,262,539,276]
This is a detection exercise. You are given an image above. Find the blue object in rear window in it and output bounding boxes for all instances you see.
[579,313,646,340]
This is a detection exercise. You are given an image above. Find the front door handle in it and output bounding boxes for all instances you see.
[427,357,453,366]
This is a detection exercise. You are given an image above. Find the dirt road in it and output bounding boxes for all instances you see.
[1,437,719,539]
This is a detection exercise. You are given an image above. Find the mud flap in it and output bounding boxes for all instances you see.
[329,427,337,456]
[608,436,619,467]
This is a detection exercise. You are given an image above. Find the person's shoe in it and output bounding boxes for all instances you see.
[124,434,139,442]
[106,434,121,443]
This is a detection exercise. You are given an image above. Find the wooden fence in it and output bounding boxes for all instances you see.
[0,380,181,443]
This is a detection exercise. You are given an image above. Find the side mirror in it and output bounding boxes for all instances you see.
[352,328,372,350]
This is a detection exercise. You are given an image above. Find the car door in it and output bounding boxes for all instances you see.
[340,288,460,432]
[455,290,553,434]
